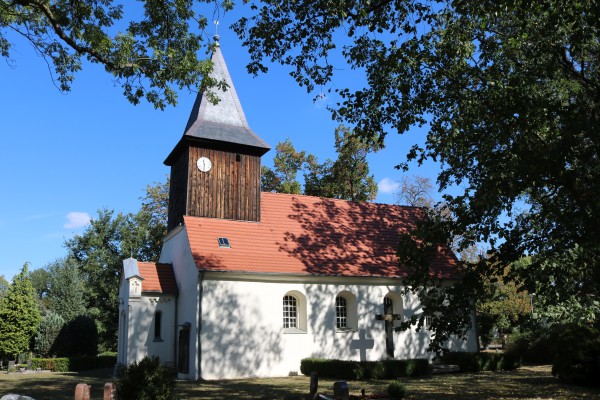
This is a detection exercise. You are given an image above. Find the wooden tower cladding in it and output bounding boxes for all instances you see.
[165,39,270,231]
[167,144,262,230]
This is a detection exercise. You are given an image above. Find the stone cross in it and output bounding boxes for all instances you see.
[350,329,374,361]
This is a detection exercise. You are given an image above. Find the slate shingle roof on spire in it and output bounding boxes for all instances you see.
[165,40,269,165]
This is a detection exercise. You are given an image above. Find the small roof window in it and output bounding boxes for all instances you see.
[218,237,231,248]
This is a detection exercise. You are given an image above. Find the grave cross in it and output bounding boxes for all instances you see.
[376,300,402,358]
[350,329,374,361]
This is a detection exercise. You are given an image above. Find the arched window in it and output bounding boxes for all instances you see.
[154,311,162,340]
[335,296,348,329]
[283,295,298,328]
[336,291,358,331]
[283,291,308,332]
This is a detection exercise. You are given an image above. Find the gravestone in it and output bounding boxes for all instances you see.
[333,381,349,400]
[104,382,116,400]
[1,395,36,400]
[7,361,15,370]
[74,383,91,400]
[309,372,319,400]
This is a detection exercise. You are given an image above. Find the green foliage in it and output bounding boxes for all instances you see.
[30,354,117,372]
[300,358,429,380]
[45,258,87,322]
[261,138,306,194]
[0,264,41,359]
[34,312,66,357]
[551,324,600,386]
[262,126,379,202]
[30,357,70,372]
[0,1,225,109]
[440,352,520,372]
[304,125,379,202]
[65,206,164,351]
[0,275,10,300]
[233,0,600,352]
[504,327,556,365]
[54,314,99,357]
[387,380,407,399]
[116,355,177,400]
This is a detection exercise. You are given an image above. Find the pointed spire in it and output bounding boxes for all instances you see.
[181,39,270,155]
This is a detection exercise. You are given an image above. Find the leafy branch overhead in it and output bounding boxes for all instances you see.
[0,0,234,109]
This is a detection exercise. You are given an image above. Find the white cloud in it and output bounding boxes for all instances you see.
[378,177,400,194]
[64,212,91,229]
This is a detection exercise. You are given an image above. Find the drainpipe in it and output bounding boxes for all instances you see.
[197,271,205,380]
[173,292,178,368]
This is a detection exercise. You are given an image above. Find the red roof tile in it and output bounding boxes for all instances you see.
[138,262,178,294]
[184,192,459,279]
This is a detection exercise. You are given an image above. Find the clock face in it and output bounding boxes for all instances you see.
[197,157,212,172]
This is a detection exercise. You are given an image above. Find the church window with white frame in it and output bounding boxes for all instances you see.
[335,296,348,329]
[335,291,358,331]
[283,295,298,328]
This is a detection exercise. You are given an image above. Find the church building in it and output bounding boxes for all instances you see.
[117,38,478,380]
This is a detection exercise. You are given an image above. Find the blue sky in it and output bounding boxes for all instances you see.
[0,21,442,282]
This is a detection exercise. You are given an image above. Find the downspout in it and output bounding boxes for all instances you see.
[173,292,178,367]
[197,270,205,380]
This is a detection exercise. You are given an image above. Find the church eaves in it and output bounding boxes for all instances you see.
[166,38,270,164]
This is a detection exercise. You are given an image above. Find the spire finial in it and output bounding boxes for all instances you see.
[213,20,220,46]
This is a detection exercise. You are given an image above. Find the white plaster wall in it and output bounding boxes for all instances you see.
[125,295,176,364]
[159,227,201,379]
[198,276,478,379]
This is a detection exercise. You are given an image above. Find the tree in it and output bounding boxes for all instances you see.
[0,275,8,300]
[65,207,164,351]
[261,138,306,194]
[396,175,434,209]
[45,258,87,322]
[0,264,41,359]
[232,0,600,352]
[34,311,65,357]
[304,125,379,201]
[28,267,51,313]
[140,177,170,230]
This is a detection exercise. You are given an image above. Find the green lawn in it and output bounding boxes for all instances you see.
[0,365,598,399]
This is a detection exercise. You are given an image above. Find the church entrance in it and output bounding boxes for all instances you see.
[178,324,190,374]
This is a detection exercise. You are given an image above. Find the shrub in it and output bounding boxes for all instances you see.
[116,356,177,400]
[440,352,519,372]
[551,323,600,387]
[505,329,556,365]
[34,312,66,357]
[387,380,406,399]
[300,358,429,380]
[31,357,70,372]
[54,315,98,357]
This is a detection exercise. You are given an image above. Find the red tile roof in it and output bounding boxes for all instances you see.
[184,192,459,279]
[138,262,178,294]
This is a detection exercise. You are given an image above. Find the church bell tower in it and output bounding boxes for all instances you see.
[164,37,270,231]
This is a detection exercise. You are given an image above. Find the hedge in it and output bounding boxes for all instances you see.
[300,358,430,380]
[440,352,520,372]
[31,353,117,372]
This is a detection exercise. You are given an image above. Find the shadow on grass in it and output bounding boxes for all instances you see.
[0,368,113,400]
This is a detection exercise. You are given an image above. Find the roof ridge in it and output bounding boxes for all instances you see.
[260,191,424,210]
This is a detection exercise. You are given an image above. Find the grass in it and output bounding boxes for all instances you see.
[1,365,599,399]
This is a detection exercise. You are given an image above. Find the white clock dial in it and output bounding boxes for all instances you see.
[197,157,212,172]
